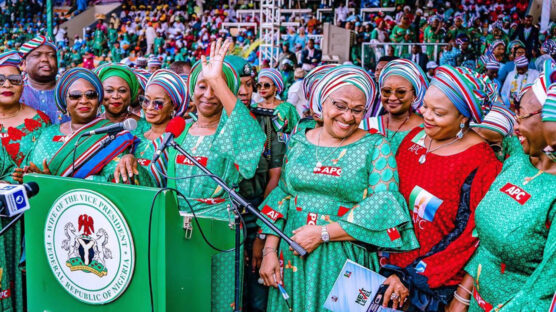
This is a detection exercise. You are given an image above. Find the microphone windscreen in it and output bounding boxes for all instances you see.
[24,182,40,197]
[165,117,186,137]
[123,118,138,131]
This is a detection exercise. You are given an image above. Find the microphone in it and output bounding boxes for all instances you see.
[81,118,137,137]
[152,117,186,163]
[0,182,39,217]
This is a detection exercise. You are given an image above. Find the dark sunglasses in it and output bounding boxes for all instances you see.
[256,82,273,90]
[0,74,24,86]
[380,88,414,99]
[139,95,166,110]
[68,90,99,101]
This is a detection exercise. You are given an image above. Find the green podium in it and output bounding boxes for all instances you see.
[24,174,235,311]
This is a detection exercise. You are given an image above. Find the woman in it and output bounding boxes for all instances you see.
[381,65,502,311]
[490,40,507,63]
[94,63,150,133]
[25,67,149,184]
[0,50,50,167]
[166,39,265,311]
[258,65,419,312]
[131,68,151,118]
[114,69,188,187]
[255,68,299,140]
[456,70,556,311]
[359,59,429,155]
[471,104,516,161]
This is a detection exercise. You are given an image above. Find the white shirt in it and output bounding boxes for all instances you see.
[287,80,307,117]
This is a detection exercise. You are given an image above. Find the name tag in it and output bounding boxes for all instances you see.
[500,183,531,205]
[313,166,342,177]
[176,155,208,167]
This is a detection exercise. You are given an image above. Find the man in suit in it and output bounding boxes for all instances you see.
[511,15,539,54]
[301,38,322,71]
[405,45,429,72]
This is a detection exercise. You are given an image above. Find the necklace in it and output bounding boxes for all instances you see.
[386,113,410,140]
[194,120,219,128]
[0,104,22,120]
[315,128,346,169]
[523,170,543,185]
[419,132,465,164]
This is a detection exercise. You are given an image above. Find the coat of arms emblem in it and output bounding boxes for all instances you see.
[62,214,112,277]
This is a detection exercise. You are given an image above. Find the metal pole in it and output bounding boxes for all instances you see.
[47,0,53,39]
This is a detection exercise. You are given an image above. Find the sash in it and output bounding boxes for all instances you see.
[48,118,138,179]
[148,137,168,187]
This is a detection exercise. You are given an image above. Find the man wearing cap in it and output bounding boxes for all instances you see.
[501,55,539,109]
[20,35,67,124]
[287,68,308,117]
[426,61,438,80]
[147,56,162,73]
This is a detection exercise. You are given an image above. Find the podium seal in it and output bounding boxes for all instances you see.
[44,189,135,304]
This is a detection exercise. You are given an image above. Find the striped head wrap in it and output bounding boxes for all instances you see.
[528,60,556,105]
[0,50,22,67]
[541,39,556,55]
[514,55,528,68]
[378,59,429,110]
[429,65,491,123]
[507,40,525,54]
[146,69,188,117]
[148,56,162,67]
[94,63,140,102]
[188,56,240,97]
[485,59,501,70]
[258,68,284,94]
[55,68,104,114]
[19,35,57,59]
[471,104,515,137]
[133,68,152,90]
[302,64,337,100]
[544,83,556,122]
[309,65,377,119]
[489,40,506,53]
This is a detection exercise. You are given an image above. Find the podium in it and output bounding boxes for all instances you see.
[24,174,235,311]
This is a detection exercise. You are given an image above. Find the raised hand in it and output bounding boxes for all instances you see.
[200,38,233,83]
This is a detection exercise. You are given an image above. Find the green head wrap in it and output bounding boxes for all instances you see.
[188,56,240,97]
[94,63,140,102]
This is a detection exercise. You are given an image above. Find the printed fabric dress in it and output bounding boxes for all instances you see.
[0,146,20,312]
[257,129,419,312]
[0,109,50,167]
[133,131,168,188]
[359,115,422,156]
[166,100,265,312]
[26,120,153,185]
[465,136,556,311]
[384,128,502,310]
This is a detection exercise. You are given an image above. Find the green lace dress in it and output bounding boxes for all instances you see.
[465,137,556,311]
[257,130,419,312]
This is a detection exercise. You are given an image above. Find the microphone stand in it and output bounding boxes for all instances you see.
[168,139,307,312]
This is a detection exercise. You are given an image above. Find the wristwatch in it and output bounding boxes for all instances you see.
[321,225,330,243]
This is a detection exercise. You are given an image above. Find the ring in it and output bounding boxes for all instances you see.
[390,293,399,300]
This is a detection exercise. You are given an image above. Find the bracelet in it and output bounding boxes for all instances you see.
[262,247,277,257]
[453,291,470,306]
[458,284,473,295]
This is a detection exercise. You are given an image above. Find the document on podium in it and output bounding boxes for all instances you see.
[323,259,401,312]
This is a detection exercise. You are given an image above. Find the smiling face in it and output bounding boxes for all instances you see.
[257,76,277,99]
[193,71,224,118]
[102,76,131,117]
[0,66,23,107]
[321,84,366,139]
[66,78,100,124]
[143,84,174,126]
[421,85,468,140]
[380,75,416,116]
[23,45,58,82]
[515,90,545,156]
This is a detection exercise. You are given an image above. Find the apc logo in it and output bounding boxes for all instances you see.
[500,183,531,205]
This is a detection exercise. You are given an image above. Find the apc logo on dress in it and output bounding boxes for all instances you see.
[499,183,531,205]
[0,267,11,300]
[409,186,443,222]
[176,155,208,167]
[261,205,283,221]
[137,158,151,166]
[313,166,342,177]
[44,190,135,305]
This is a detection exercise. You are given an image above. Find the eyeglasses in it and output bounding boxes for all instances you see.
[380,88,414,99]
[256,82,273,90]
[67,90,99,101]
[104,88,129,95]
[139,95,166,110]
[515,109,541,121]
[329,98,365,117]
[0,74,23,86]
